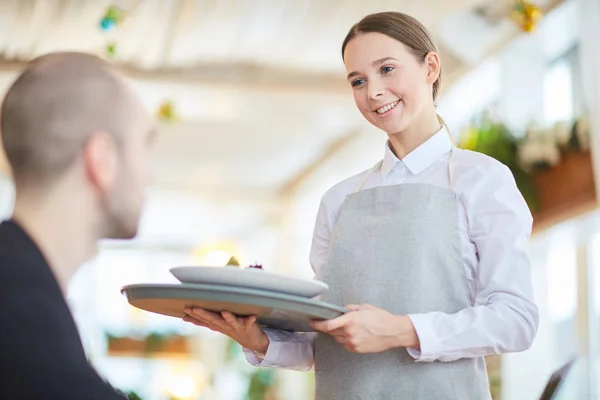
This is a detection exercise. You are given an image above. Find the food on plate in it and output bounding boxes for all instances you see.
[223,256,263,270]
[224,256,240,267]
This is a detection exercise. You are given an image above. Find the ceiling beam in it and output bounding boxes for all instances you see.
[278,127,363,198]
[0,58,350,95]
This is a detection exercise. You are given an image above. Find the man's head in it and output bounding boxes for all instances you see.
[1,52,155,239]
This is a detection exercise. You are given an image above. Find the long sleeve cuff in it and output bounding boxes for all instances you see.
[406,300,538,363]
[243,329,316,371]
[406,313,438,362]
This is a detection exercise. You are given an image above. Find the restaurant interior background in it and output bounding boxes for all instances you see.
[0,0,599,399]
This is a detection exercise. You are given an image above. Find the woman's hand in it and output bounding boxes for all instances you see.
[183,308,269,354]
[310,304,420,354]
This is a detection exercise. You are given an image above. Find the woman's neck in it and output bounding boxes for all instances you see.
[387,111,442,160]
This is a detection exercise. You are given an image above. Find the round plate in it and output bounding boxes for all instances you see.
[170,266,328,298]
[121,283,346,332]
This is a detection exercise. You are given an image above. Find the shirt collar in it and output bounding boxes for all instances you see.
[380,126,453,178]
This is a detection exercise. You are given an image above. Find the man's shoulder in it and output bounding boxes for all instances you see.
[0,249,38,288]
[0,250,24,283]
[0,220,31,269]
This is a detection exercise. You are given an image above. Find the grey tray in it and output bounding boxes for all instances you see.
[121,283,347,332]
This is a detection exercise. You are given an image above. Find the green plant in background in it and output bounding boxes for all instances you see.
[246,369,276,400]
[459,114,539,213]
[144,332,166,353]
[224,337,278,399]
[225,336,244,361]
[568,115,591,151]
[459,111,592,215]
[115,390,143,400]
[127,391,143,400]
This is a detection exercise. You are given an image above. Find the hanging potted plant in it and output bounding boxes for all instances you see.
[459,113,539,212]
[519,115,596,229]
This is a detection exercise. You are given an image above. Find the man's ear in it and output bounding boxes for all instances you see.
[83,131,117,193]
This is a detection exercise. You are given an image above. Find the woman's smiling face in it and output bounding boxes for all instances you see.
[343,32,439,135]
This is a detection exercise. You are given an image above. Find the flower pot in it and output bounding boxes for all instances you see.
[162,336,190,354]
[107,337,145,354]
[532,151,597,231]
[107,335,190,357]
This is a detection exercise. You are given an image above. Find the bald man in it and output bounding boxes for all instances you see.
[0,52,155,399]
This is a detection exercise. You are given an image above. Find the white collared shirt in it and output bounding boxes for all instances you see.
[245,127,539,369]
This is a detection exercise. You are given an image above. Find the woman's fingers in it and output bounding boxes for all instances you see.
[221,311,243,327]
[243,315,258,328]
[183,308,261,339]
[183,315,208,327]
[186,308,228,330]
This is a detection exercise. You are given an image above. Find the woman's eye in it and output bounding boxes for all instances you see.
[381,66,394,74]
[351,79,365,87]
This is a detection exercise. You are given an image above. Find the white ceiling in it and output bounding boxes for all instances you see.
[0,0,487,71]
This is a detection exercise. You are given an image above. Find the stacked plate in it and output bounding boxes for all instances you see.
[121,266,346,332]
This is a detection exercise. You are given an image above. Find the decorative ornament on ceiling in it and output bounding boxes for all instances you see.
[99,5,127,59]
[99,6,126,32]
[105,42,117,59]
[511,0,543,32]
[156,100,177,123]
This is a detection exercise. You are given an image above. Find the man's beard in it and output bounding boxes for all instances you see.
[101,177,141,240]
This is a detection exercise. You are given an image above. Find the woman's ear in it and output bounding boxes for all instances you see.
[424,51,441,85]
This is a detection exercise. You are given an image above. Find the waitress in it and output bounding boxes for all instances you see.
[184,11,539,400]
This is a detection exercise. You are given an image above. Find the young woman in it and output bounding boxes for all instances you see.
[184,11,539,399]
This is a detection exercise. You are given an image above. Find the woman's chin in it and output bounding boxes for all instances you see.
[376,119,408,135]
[366,111,407,134]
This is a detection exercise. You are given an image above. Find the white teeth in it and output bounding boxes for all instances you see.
[376,100,399,114]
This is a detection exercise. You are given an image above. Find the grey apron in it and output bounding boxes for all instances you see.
[314,148,490,400]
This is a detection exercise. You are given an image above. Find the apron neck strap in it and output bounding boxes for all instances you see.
[448,147,455,190]
[354,161,382,193]
[438,114,456,190]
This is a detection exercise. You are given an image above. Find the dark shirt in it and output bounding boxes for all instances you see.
[0,219,125,399]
